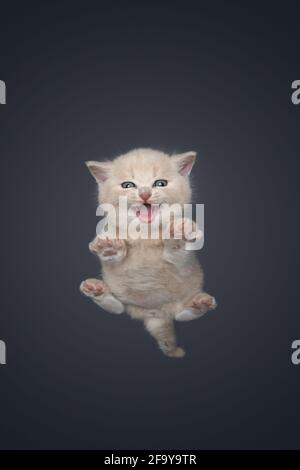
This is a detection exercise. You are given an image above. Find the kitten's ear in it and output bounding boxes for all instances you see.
[173,151,197,176]
[85,161,112,183]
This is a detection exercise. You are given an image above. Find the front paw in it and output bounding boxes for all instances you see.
[168,218,200,242]
[89,237,127,262]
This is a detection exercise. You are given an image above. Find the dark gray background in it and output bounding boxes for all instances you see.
[0,0,299,450]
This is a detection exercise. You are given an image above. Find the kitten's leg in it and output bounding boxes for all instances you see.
[80,278,124,314]
[163,218,201,267]
[144,316,185,358]
[89,237,127,263]
[175,292,217,321]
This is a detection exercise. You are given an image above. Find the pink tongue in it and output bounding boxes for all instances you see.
[138,205,155,224]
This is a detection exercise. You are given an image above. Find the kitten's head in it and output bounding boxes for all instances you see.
[86,148,196,224]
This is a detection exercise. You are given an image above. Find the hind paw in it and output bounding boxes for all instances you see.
[175,293,217,321]
[190,293,217,312]
[80,278,106,297]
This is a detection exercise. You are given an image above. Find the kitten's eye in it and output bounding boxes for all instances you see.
[153,179,168,187]
[121,181,136,189]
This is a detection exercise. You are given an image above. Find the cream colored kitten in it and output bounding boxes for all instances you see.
[80,148,216,358]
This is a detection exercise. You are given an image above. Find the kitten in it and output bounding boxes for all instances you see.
[80,148,216,357]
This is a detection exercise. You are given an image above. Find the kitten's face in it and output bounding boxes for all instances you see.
[87,148,196,224]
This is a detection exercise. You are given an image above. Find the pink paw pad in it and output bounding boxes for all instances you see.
[191,293,217,311]
[89,237,125,257]
[80,279,105,297]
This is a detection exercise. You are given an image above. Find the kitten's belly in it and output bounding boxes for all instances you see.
[117,270,176,307]
[102,243,201,308]
[107,267,182,308]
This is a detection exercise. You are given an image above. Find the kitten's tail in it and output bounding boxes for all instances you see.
[144,316,185,358]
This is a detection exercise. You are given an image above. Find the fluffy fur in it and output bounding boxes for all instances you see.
[80,148,216,357]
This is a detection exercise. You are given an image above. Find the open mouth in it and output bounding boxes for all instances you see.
[135,203,159,224]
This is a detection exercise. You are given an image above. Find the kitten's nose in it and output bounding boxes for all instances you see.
[139,188,152,202]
